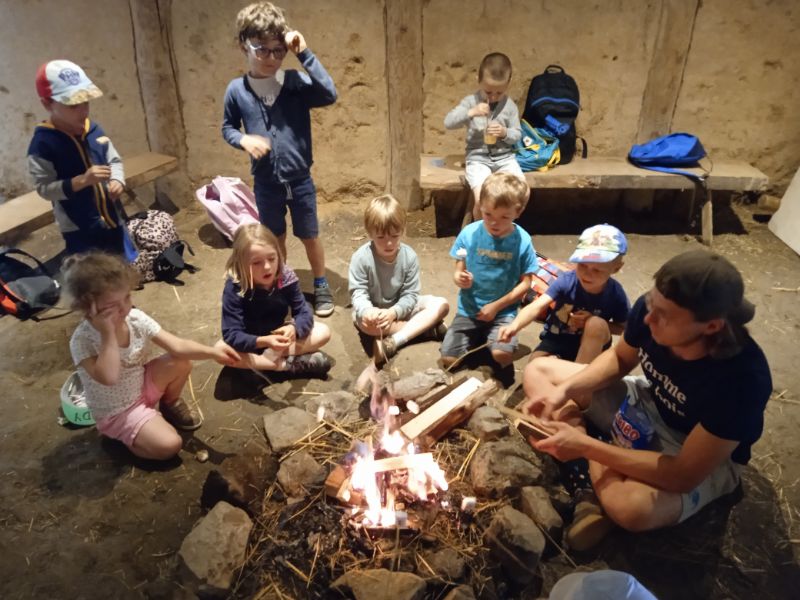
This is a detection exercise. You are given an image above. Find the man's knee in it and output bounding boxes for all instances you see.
[524,355,561,384]
[600,486,661,532]
[582,316,611,344]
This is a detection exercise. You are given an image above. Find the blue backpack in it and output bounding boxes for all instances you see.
[628,133,708,182]
[514,120,560,172]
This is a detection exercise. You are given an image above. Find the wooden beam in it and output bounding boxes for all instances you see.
[421,155,769,192]
[636,0,700,142]
[385,0,424,210]
[0,152,178,242]
[129,0,192,206]
[400,377,483,441]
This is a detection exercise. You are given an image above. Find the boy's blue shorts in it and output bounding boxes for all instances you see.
[440,314,517,357]
[254,175,319,239]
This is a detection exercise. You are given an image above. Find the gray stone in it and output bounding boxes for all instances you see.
[331,568,426,600]
[277,450,326,497]
[520,486,564,543]
[424,547,466,581]
[179,501,253,593]
[484,506,545,585]
[443,585,476,600]
[304,390,360,423]
[389,368,448,400]
[262,407,318,452]
[467,406,509,441]
[469,438,549,497]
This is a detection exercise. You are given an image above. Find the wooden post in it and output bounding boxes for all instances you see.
[701,189,713,246]
[129,0,192,207]
[385,0,424,210]
[635,0,700,143]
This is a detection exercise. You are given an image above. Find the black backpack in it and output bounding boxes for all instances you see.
[153,240,197,282]
[0,248,63,321]
[522,65,587,164]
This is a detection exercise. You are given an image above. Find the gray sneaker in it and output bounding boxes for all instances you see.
[161,397,203,431]
[285,352,332,378]
[313,284,334,317]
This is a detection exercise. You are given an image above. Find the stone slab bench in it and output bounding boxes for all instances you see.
[420,154,769,244]
[0,152,178,244]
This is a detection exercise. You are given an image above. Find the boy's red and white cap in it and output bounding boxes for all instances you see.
[35,60,103,105]
[569,223,628,263]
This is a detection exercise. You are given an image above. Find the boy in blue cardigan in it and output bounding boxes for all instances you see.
[222,2,337,317]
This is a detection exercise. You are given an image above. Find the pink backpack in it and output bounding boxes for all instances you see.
[195,176,260,241]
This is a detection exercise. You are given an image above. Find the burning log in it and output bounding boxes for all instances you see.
[400,378,500,445]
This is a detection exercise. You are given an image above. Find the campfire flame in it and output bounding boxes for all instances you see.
[346,380,449,527]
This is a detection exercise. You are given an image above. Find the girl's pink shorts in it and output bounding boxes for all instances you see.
[95,362,163,448]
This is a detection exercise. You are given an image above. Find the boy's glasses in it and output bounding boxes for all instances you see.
[247,41,287,60]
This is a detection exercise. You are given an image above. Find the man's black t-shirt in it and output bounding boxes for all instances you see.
[624,296,772,464]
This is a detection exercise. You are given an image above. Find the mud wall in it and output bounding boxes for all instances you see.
[1,0,798,208]
[0,0,150,199]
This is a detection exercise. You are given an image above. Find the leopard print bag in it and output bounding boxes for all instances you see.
[127,210,179,283]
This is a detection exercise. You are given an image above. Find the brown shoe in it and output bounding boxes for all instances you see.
[372,337,398,369]
[161,397,203,431]
[566,496,614,551]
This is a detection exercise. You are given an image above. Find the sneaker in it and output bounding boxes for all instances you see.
[565,496,615,551]
[161,397,203,431]
[372,337,398,369]
[313,284,334,317]
[418,321,447,342]
[285,352,332,378]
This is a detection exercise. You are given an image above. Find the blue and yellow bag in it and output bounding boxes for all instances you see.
[514,120,560,172]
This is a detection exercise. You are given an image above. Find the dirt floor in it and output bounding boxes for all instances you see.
[1,193,799,599]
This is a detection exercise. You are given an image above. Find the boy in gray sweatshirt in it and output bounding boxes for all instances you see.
[444,52,526,221]
[349,195,449,369]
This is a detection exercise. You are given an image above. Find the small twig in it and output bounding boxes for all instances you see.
[284,558,309,583]
[771,286,800,292]
[307,536,321,588]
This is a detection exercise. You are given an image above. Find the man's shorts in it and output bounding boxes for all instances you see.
[352,295,441,329]
[440,314,517,358]
[584,376,743,523]
[465,155,525,190]
[95,361,164,449]
[254,175,319,239]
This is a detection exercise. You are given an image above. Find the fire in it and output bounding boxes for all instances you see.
[345,379,449,527]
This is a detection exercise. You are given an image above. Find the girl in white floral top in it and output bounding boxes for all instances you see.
[65,253,240,460]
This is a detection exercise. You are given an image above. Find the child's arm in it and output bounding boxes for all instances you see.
[79,307,122,386]
[453,259,473,289]
[152,330,240,365]
[286,280,314,339]
[502,101,522,145]
[392,252,421,322]
[102,136,125,200]
[497,292,555,342]
[444,95,489,130]
[349,249,383,327]
[476,274,532,322]
[286,31,337,108]
[28,154,112,201]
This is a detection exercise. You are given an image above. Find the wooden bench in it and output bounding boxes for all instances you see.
[0,152,178,244]
[420,155,769,244]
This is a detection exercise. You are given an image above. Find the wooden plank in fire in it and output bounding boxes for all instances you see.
[400,377,483,441]
[421,378,500,447]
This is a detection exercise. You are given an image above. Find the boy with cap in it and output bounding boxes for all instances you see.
[27,60,137,260]
[499,224,630,364]
[521,250,772,549]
